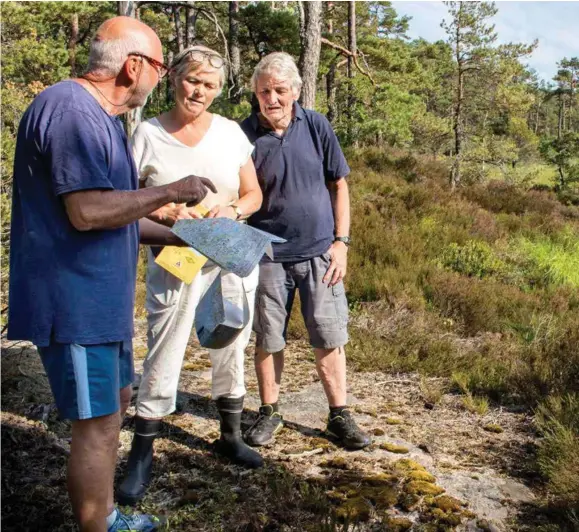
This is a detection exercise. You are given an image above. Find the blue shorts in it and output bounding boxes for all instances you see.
[38,341,134,420]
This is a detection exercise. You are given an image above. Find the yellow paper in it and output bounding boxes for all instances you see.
[155,246,207,284]
[192,203,210,217]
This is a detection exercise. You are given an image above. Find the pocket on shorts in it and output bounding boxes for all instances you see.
[331,282,349,327]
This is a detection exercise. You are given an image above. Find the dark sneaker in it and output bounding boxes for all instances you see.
[244,405,283,447]
[107,510,166,531]
[326,409,371,450]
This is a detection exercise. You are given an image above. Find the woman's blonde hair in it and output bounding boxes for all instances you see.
[170,45,226,95]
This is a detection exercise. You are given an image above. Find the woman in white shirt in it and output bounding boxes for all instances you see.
[118,45,264,506]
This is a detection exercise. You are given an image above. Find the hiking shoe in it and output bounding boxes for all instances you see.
[107,510,166,531]
[244,405,283,447]
[326,409,371,450]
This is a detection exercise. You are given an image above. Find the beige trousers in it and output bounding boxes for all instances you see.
[136,248,258,419]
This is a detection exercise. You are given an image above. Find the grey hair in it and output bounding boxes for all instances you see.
[87,34,148,77]
[251,52,302,93]
[170,45,226,95]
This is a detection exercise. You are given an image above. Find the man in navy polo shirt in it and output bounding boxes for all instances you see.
[8,16,215,532]
[241,52,370,450]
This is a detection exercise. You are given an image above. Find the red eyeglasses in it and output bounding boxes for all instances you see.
[129,53,170,79]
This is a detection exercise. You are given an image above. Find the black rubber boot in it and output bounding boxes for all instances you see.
[214,396,264,469]
[116,417,162,506]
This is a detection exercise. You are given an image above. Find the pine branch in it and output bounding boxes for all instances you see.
[320,37,375,85]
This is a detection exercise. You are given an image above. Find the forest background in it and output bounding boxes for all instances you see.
[1,1,578,528]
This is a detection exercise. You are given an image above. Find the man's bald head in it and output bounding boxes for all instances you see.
[87,16,162,78]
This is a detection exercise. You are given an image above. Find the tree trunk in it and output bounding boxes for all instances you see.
[347,0,357,144]
[298,1,323,110]
[173,6,184,53]
[450,9,463,190]
[326,1,337,123]
[297,1,306,47]
[185,3,197,47]
[68,13,79,77]
[228,1,241,103]
[534,100,541,135]
[558,92,563,139]
[118,1,136,18]
[118,1,141,137]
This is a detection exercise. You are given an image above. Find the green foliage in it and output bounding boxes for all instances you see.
[238,3,300,59]
[535,395,579,515]
[438,240,503,279]
[513,231,579,288]
[540,133,579,189]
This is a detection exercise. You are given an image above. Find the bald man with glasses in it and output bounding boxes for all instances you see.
[8,16,216,532]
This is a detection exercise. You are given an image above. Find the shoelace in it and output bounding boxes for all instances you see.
[331,412,358,437]
[250,410,280,431]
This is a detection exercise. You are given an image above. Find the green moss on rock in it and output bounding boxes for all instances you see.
[405,480,445,496]
[432,495,462,512]
[335,496,372,521]
[383,516,413,531]
[406,470,436,483]
[380,442,409,454]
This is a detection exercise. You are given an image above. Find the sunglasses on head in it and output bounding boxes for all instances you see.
[180,50,225,69]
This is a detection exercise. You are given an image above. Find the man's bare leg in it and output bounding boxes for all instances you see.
[254,347,285,404]
[314,346,347,407]
[68,412,120,531]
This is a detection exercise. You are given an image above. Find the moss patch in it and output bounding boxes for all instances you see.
[360,485,399,508]
[431,495,462,512]
[335,496,372,522]
[380,442,410,454]
[405,480,445,496]
[394,458,427,472]
[364,472,398,485]
[483,423,504,433]
[383,516,413,531]
[406,470,436,483]
[320,456,349,469]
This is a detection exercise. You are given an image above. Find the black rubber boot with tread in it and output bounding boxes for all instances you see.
[116,417,162,506]
[215,396,264,469]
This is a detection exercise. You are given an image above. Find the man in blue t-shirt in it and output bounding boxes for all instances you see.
[241,53,370,451]
[8,16,216,532]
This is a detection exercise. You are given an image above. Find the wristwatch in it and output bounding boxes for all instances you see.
[334,236,351,247]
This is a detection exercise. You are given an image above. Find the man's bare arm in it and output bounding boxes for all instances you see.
[63,175,216,231]
[139,217,185,246]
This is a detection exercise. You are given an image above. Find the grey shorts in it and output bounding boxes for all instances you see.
[253,252,349,352]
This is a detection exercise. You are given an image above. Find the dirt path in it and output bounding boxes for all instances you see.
[1,322,544,531]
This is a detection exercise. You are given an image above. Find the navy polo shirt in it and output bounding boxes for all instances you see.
[241,103,350,262]
[8,81,139,347]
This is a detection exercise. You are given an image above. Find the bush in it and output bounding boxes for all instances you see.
[422,270,538,335]
[535,395,579,514]
[438,240,503,279]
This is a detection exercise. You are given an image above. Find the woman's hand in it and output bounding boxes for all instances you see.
[169,203,205,221]
[150,202,205,227]
[205,205,237,220]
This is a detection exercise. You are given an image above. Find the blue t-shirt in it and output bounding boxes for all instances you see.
[241,103,350,262]
[8,81,139,347]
